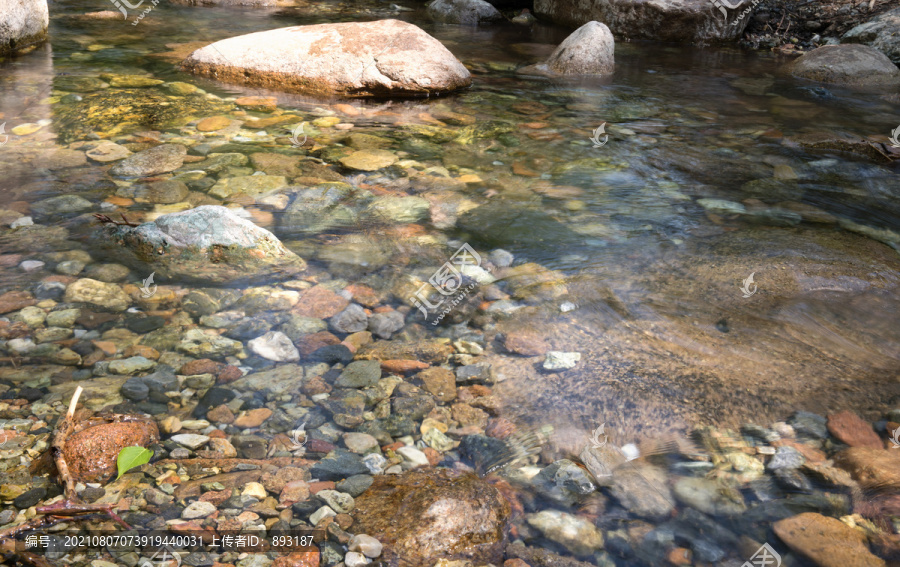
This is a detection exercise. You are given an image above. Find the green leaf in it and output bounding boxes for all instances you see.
[116,446,153,480]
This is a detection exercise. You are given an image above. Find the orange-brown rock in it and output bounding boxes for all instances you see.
[273,551,320,567]
[292,285,349,319]
[63,419,159,483]
[356,340,453,365]
[827,411,883,449]
[834,447,900,489]
[773,512,886,567]
[353,468,510,567]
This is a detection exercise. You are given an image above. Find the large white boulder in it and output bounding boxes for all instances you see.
[0,0,49,55]
[182,19,471,97]
[518,21,615,76]
[787,44,900,88]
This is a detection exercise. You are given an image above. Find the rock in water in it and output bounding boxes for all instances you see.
[109,144,188,177]
[787,44,900,88]
[426,0,502,25]
[63,420,159,483]
[353,468,510,566]
[182,19,471,97]
[842,7,900,66]
[0,0,48,55]
[540,21,615,75]
[96,205,307,285]
[774,512,887,567]
[532,0,745,43]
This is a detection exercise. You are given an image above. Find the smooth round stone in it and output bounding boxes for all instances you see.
[197,116,231,132]
[19,260,45,272]
[182,500,217,519]
[171,434,210,450]
[85,142,132,163]
[180,419,210,430]
[349,534,382,559]
[338,150,398,171]
[312,116,341,128]
[56,260,86,275]
[12,123,43,136]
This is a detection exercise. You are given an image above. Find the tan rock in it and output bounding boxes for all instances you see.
[418,367,457,402]
[234,408,273,428]
[182,20,471,97]
[834,447,900,489]
[197,116,231,132]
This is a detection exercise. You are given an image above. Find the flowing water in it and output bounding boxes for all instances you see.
[2,0,900,564]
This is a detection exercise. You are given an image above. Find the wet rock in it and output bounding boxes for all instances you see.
[426,0,501,24]
[672,477,746,516]
[248,331,299,362]
[787,44,900,87]
[506,541,596,567]
[0,0,48,55]
[96,205,307,285]
[108,356,156,375]
[31,195,92,219]
[64,419,160,483]
[64,278,130,312]
[826,410,883,448]
[367,311,405,340]
[791,411,829,439]
[767,446,805,470]
[208,175,288,200]
[608,464,675,521]
[343,432,379,454]
[353,468,509,567]
[357,339,453,365]
[110,144,187,177]
[339,150,398,172]
[526,21,614,76]
[232,435,268,459]
[13,487,47,509]
[542,351,580,371]
[171,433,210,450]
[527,509,604,556]
[336,360,382,388]
[135,180,189,204]
[311,449,370,481]
[234,408,273,428]
[842,7,900,65]
[833,447,900,489]
[502,330,549,356]
[532,459,596,506]
[349,534,382,558]
[774,512,886,567]
[418,367,457,402]
[459,434,507,473]
[182,20,471,97]
[533,0,744,43]
[179,329,243,358]
[183,500,217,519]
[282,184,358,236]
[330,304,369,334]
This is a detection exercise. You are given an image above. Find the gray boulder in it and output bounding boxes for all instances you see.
[521,21,614,76]
[95,205,306,285]
[426,0,503,25]
[0,0,48,55]
[787,44,900,87]
[533,0,746,43]
[842,7,900,66]
[182,19,471,97]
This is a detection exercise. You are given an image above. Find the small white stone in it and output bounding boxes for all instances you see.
[344,551,370,567]
[19,260,45,272]
[241,482,267,500]
[560,301,577,313]
[396,446,429,468]
[170,433,209,450]
[309,505,336,525]
[349,534,383,558]
[542,351,581,371]
[620,443,640,461]
[248,331,299,362]
[182,500,216,519]
[10,217,33,228]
